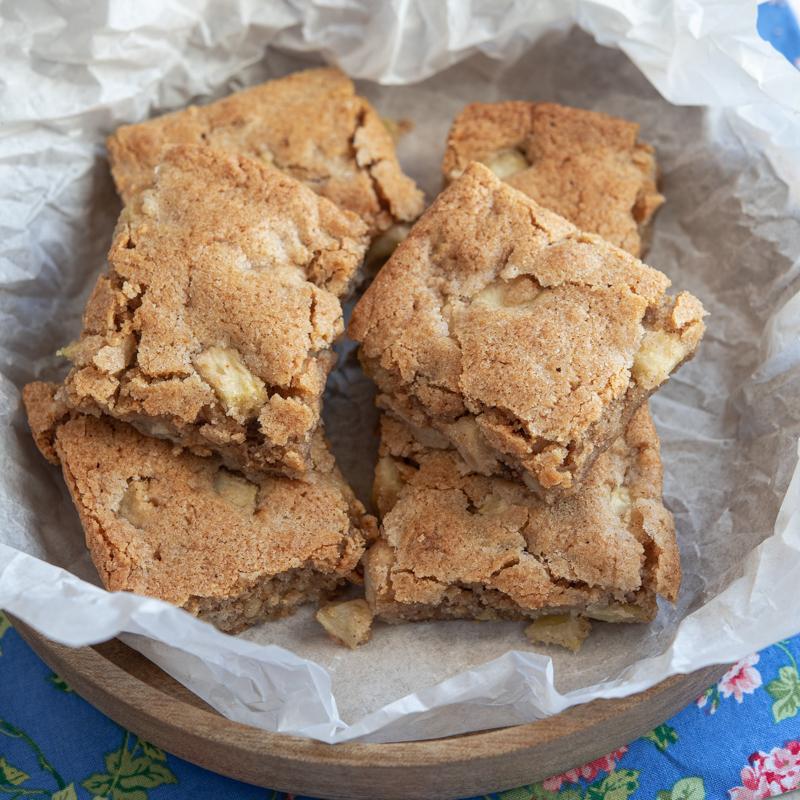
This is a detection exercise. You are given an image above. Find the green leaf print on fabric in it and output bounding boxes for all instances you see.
[0,612,11,655]
[492,783,587,800]
[83,773,114,797]
[51,785,79,800]
[48,674,73,694]
[493,790,532,800]
[643,723,678,752]
[767,642,800,723]
[0,714,176,800]
[82,730,177,800]
[135,741,165,763]
[0,755,30,786]
[494,787,559,800]
[670,777,705,800]
[657,777,706,800]
[586,769,639,800]
[0,719,67,791]
[767,666,800,722]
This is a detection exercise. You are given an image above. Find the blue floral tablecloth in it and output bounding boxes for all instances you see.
[1,614,800,800]
[2,4,800,800]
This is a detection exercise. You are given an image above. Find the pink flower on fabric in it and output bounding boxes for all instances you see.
[729,742,800,800]
[696,653,763,714]
[719,654,763,703]
[542,747,628,791]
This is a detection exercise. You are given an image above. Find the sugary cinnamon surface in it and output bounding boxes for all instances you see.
[60,145,369,478]
[351,163,705,496]
[442,101,663,256]
[108,67,424,236]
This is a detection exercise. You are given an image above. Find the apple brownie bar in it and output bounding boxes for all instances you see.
[365,407,680,642]
[442,101,663,256]
[107,67,424,240]
[350,163,705,498]
[58,145,369,479]
[23,382,374,633]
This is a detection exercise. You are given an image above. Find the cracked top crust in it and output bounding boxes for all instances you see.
[107,67,425,237]
[442,101,664,256]
[365,406,680,622]
[23,382,373,627]
[350,163,705,497]
[59,145,369,478]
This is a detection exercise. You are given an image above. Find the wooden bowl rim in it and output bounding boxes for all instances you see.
[14,619,726,765]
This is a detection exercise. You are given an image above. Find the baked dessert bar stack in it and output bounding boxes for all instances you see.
[22,69,428,633]
[56,145,369,479]
[24,382,371,633]
[23,142,377,630]
[351,118,705,649]
[351,162,704,498]
[367,408,679,647]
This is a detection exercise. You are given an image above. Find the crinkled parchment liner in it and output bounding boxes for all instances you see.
[1,3,799,744]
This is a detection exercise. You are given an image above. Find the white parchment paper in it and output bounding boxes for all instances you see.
[2,0,800,744]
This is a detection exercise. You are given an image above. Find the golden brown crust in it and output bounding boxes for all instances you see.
[24,382,375,633]
[59,145,369,479]
[350,163,705,497]
[365,405,680,624]
[22,382,71,464]
[107,67,424,236]
[442,101,664,256]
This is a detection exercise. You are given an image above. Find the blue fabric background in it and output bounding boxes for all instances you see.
[2,618,800,800]
[759,0,800,65]
[2,3,799,799]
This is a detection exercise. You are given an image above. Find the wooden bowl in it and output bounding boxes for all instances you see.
[13,619,725,800]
